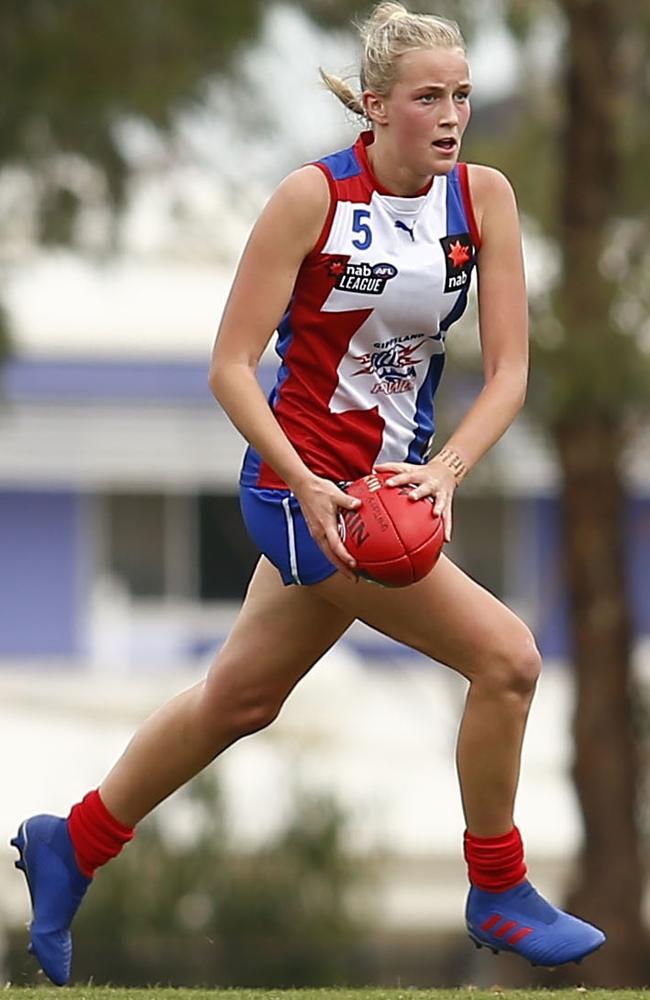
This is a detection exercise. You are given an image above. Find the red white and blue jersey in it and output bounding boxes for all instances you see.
[241,130,481,489]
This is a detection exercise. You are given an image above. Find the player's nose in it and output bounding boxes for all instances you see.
[439,96,459,125]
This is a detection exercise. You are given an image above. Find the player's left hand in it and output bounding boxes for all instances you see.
[374,460,456,542]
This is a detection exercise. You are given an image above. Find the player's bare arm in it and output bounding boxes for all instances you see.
[209,166,360,578]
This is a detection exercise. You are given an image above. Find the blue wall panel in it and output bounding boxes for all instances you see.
[0,491,83,658]
[533,496,649,664]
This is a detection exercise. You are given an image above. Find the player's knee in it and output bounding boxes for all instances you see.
[202,683,282,740]
[228,695,282,738]
[485,629,541,699]
[513,634,542,695]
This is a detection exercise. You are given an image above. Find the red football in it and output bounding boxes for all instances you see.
[339,470,444,587]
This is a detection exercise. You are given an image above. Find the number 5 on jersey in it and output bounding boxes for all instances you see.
[352,208,372,250]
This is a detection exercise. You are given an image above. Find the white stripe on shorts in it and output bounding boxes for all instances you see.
[282,495,302,585]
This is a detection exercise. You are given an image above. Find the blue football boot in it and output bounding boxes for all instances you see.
[11,814,92,986]
[466,879,606,966]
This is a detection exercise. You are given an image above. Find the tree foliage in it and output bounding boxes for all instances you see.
[0,0,268,240]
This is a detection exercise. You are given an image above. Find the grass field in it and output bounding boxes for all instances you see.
[3,989,650,1000]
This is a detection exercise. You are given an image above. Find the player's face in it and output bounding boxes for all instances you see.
[369,46,472,180]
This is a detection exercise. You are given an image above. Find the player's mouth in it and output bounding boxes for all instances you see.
[432,137,458,155]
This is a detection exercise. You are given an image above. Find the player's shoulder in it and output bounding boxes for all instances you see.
[255,164,331,258]
[463,164,519,243]
[465,163,516,200]
[271,164,331,213]
[464,164,518,213]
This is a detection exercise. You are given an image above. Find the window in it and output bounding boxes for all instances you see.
[198,493,258,600]
[105,493,167,597]
[447,495,507,598]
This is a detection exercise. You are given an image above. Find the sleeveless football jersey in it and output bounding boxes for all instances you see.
[240,130,481,489]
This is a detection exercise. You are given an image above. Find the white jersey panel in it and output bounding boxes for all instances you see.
[320,178,461,464]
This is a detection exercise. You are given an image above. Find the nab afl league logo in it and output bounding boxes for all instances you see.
[439,233,474,294]
[328,258,398,295]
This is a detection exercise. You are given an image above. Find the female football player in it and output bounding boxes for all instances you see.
[13,2,605,985]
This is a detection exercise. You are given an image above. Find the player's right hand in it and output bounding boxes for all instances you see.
[292,474,361,581]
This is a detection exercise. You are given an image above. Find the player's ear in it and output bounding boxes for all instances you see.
[364,91,388,126]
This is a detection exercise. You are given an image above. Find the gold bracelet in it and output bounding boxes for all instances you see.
[433,446,468,485]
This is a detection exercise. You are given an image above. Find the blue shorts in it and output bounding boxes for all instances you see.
[240,486,337,586]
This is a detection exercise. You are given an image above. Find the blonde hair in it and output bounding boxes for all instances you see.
[320,2,466,120]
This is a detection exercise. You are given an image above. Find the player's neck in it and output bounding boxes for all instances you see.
[365,135,432,197]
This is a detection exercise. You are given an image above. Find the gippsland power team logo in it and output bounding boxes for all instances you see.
[351,333,437,396]
[328,258,398,294]
[439,232,474,293]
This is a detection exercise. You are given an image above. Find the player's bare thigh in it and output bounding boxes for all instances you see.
[313,554,540,684]
[202,556,354,719]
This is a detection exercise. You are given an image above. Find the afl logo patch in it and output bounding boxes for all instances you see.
[328,259,398,295]
[439,233,474,294]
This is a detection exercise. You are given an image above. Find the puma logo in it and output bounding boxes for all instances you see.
[395,220,415,242]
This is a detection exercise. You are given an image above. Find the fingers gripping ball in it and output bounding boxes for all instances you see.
[339,471,444,586]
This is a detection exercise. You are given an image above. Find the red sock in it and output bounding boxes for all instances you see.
[67,789,134,878]
[464,825,527,892]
